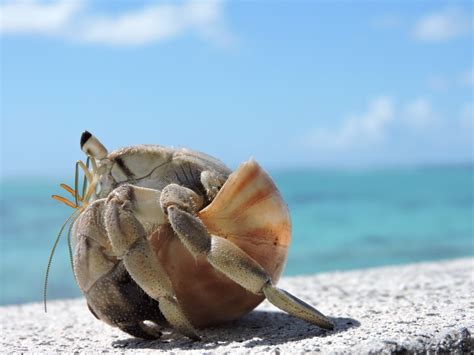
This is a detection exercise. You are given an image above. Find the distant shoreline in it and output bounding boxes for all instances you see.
[2,161,474,181]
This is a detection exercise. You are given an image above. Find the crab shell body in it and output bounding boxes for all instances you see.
[71,143,291,335]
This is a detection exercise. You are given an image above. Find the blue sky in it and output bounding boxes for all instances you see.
[1,0,473,177]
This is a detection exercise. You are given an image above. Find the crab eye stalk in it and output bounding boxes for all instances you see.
[80,130,108,159]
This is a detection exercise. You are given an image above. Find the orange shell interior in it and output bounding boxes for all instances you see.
[148,160,291,327]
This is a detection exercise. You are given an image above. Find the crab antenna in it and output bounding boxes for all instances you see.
[60,184,83,202]
[60,184,75,196]
[52,195,77,209]
[82,179,97,203]
[66,216,78,282]
[43,209,81,313]
[74,161,80,207]
[81,157,90,203]
[90,156,98,174]
[78,160,93,184]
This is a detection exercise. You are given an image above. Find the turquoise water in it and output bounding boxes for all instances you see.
[1,166,473,305]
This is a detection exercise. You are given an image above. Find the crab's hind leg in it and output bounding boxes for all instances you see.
[163,184,334,331]
[104,185,200,340]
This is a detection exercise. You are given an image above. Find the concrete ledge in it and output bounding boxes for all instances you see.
[1,258,473,354]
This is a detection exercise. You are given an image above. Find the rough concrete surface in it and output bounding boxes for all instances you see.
[1,258,473,354]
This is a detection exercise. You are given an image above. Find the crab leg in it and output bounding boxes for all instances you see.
[104,185,200,340]
[73,199,164,339]
[162,184,334,331]
[77,160,93,183]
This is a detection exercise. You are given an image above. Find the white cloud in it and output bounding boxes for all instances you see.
[0,0,82,34]
[0,0,231,47]
[305,97,395,150]
[413,7,472,42]
[77,1,228,46]
[303,97,448,152]
[402,98,438,129]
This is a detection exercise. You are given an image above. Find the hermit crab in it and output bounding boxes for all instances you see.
[47,131,333,340]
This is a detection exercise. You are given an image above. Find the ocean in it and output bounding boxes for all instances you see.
[1,166,473,305]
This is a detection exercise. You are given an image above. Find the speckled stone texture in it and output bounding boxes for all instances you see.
[1,258,473,354]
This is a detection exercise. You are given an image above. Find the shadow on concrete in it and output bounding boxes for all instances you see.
[112,311,360,351]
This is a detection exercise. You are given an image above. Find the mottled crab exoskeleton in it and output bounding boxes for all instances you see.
[52,131,333,340]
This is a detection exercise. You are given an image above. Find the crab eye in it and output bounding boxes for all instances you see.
[81,131,108,159]
[80,131,92,147]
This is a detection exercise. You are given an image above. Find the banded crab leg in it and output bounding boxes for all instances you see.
[104,184,200,340]
[165,205,333,329]
[161,163,334,330]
